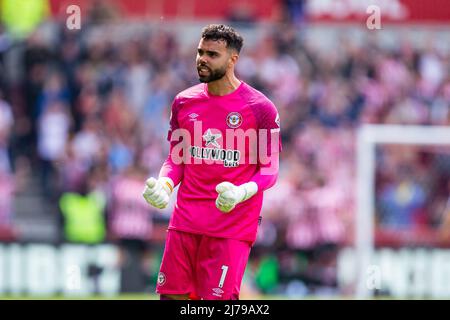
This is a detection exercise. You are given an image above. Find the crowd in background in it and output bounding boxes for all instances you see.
[0,2,449,295]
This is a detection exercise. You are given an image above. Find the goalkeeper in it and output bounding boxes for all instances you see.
[143,24,281,300]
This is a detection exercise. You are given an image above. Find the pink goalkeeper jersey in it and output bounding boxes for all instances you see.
[164,81,281,243]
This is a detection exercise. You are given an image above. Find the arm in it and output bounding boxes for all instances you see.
[215,100,282,213]
[159,150,184,189]
[215,153,280,213]
[143,97,184,209]
[250,152,279,192]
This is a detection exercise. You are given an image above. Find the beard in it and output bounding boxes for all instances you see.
[197,64,227,83]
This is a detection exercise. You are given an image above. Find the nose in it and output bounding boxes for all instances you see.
[197,55,208,66]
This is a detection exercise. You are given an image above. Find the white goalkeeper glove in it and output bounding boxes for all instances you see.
[142,177,174,209]
[215,181,258,213]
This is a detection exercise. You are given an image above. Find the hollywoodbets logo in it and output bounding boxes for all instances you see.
[189,129,240,167]
[189,146,240,167]
[169,121,280,176]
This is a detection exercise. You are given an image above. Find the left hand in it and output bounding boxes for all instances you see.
[215,181,258,213]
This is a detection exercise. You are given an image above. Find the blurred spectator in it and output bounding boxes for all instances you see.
[0,91,13,151]
[37,100,72,198]
[36,72,71,119]
[0,91,15,240]
[107,164,156,292]
[284,0,306,26]
[437,181,450,240]
[378,165,427,229]
[122,40,151,115]
[0,0,50,39]
[0,171,14,230]
[254,254,280,294]
[71,117,103,169]
[59,172,106,244]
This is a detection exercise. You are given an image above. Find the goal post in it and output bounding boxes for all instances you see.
[355,124,450,299]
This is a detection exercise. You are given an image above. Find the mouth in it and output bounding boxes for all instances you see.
[197,65,210,76]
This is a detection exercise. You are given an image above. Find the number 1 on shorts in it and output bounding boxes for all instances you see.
[218,265,228,288]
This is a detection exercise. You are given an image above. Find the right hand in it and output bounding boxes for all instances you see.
[142,177,173,209]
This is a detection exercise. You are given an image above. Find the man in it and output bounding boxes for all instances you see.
[143,24,281,300]
[109,165,155,293]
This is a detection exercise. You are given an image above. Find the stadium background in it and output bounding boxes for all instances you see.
[0,0,449,299]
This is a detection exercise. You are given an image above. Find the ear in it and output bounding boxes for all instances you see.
[229,52,239,68]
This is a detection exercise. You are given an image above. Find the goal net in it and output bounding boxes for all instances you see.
[337,124,450,299]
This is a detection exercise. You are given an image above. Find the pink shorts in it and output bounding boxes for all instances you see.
[156,229,252,300]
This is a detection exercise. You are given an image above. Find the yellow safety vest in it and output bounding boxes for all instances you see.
[59,192,106,244]
[0,0,50,38]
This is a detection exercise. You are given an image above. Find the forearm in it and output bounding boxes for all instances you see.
[159,154,184,187]
[250,170,278,192]
[250,153,279,192]
[215,156,279,212]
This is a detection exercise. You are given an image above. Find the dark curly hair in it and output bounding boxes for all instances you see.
[201,24,244,53]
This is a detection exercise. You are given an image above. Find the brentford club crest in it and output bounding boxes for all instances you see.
[226,112,242,128]
[157,272,166,286]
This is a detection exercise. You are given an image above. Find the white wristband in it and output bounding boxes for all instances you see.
[159,177,174,195]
